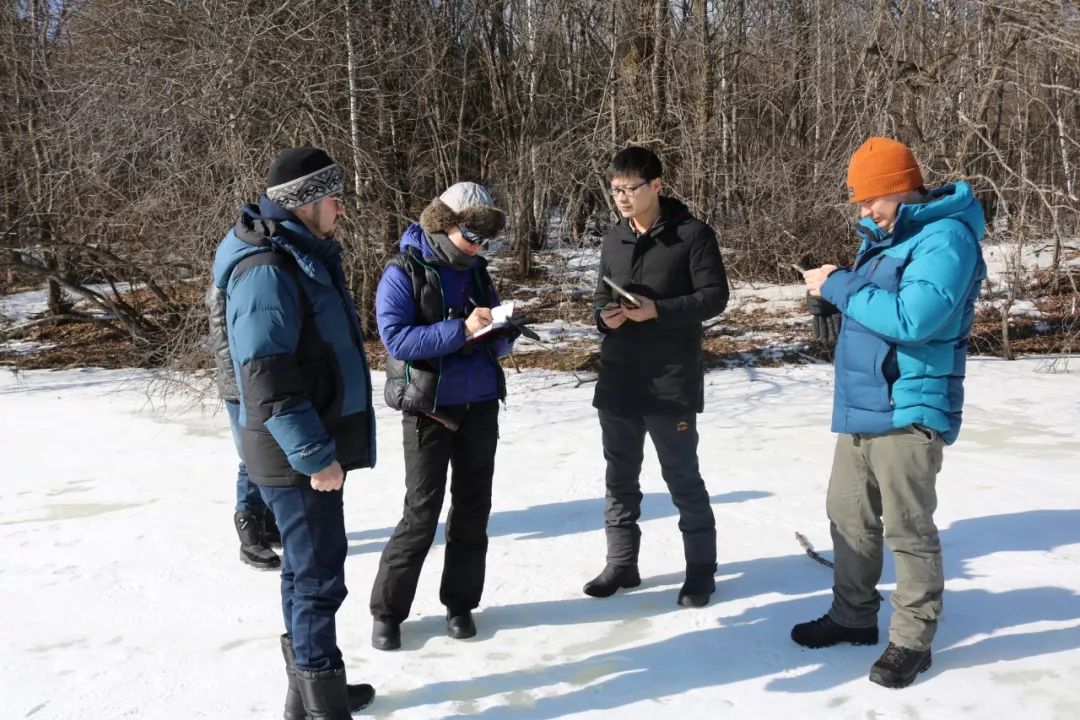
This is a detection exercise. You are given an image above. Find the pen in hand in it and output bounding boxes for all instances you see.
[463,297,493,338]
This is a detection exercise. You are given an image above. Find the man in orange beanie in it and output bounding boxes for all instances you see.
[792,137,987,688]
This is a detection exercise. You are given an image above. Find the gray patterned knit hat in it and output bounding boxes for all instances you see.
[266,147,343,210]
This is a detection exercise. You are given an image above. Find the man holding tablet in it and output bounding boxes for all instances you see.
[585,146,729,607]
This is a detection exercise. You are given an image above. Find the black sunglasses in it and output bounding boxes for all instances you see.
[460,226,489,246]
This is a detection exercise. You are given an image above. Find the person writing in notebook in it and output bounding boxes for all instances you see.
[585,146,730,607]
[371,181,514,650]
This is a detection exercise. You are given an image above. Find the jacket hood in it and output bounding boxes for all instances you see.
[399,222,431,255]
[212,195,338,289]
[659,196,694,224]
[899,180,986,240]
[860,181,986,246]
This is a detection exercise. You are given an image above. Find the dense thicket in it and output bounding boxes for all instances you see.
[2,0,1077,366]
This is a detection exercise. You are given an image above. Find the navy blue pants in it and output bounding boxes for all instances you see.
[258,483,348,671]
[225,400,267,514]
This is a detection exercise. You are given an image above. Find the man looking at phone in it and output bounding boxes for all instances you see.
[793,137,986,689]
[585,146,729,607]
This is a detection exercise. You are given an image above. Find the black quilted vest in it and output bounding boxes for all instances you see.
[382,247,505,412]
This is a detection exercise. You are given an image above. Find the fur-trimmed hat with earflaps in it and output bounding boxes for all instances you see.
[419,182,506,238]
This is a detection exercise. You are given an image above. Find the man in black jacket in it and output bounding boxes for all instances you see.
[584,146,729,607]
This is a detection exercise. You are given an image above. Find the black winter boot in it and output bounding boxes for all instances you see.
[261,507,282,548]
[371,619,401,651]
[791,614,879,648]
[447,610,476,640]
[279,635,306,720]
[235,511,280,570]
[677,562,717,608]
[869,643,932,688]
[281,637,376,718]
[294,665,376,718]
[583,565,641,598]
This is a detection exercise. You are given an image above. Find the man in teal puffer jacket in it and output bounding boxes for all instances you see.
[792,137,987,689]
[210,147,376,717]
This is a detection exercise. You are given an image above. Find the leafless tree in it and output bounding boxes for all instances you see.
[1,0,1076,368]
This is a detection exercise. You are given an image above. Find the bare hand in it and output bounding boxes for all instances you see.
[465,307,493,336]
[310,460,344,491]
[804,265,838,297]
[600,305,627,329]
[622,296,658,322]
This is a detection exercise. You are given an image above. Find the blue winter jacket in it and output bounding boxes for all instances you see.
[821,181,987,445]
[210,196,375,485]
[376,223,510,408]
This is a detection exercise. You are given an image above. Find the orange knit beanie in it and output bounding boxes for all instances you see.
[846,137,924,203]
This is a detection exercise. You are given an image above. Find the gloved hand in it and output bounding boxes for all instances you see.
[465,314,540,348]
[806,292,841,344]
[504,314,540,342]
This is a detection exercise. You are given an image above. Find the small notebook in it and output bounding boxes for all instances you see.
[601,276,643,307]
[468,301,515,340]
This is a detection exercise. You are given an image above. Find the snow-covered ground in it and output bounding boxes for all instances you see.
[3,359,1079,719]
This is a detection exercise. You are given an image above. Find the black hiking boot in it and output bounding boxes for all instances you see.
[791,614,879,648]
[869,643,932,688]
[583,565,641,598]
[371,618,401,651]
[677,562,717,608]
[447,611,477,640]
[234,511,280,570]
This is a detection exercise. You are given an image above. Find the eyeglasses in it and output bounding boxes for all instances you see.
[609,180,650,198]
[460,226,489,246]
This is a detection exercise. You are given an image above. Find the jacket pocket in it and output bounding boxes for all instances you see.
[881,345,899,403]
[240,427,295,483]
[840,324,893,413]
[910,423,938,441]
[647,362,691,407]
[871,342,891,409]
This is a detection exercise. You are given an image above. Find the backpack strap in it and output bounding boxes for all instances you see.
[231,247,310,316]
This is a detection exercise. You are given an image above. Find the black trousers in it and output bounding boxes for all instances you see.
[599,409,716,567]
[370,400,499,622]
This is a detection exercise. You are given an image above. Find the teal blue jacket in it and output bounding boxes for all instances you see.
[821,181,987,445]
[211,197,375,485]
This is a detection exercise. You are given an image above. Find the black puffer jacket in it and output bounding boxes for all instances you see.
[593,197,729,415]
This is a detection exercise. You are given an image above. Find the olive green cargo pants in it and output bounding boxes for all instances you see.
[825,425,945,651]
